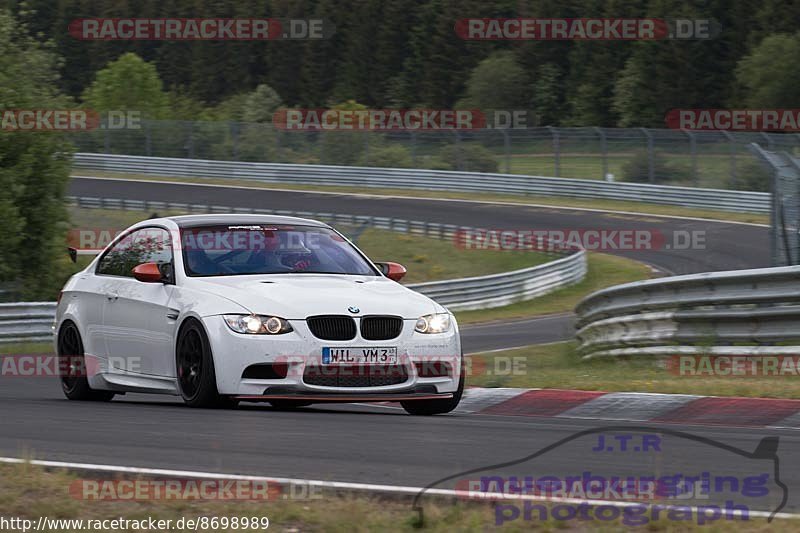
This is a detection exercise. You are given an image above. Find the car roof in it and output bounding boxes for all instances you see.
[167,214,331,228]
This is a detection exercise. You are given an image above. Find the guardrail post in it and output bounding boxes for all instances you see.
[640,128,654,183]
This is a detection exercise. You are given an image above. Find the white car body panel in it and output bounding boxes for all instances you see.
[54,214,462,401]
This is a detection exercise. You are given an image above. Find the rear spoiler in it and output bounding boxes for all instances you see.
[67,247,102,262]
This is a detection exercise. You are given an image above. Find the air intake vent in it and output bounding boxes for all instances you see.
[303,365,409,387]
[306,315,357,341]
[361,316,403,341]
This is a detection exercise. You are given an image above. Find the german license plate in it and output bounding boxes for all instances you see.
[322,347,398,364]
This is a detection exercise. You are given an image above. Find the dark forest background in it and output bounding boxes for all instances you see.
[4,0,800,127]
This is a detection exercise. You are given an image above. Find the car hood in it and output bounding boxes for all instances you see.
[187,274,443,319]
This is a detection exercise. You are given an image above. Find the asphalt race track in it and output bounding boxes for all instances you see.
[3,377,800,515]
[68,176,770,352]
[69,177,769,276]
[2,176,790,521]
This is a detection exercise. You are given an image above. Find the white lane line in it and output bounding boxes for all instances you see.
[0,456,796,521]
[71,175,769,227]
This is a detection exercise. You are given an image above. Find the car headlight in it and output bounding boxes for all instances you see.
[223,314,293,335]
[415,313,451,334]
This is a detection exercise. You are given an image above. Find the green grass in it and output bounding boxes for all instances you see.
[468,341,800,399]
[504,152,742,189]
[0,342,52,355]
[0,463,791,531]
[455,253,652,325]
[67,207,552,284]
[356,230,552,284]
[74,172,770,225]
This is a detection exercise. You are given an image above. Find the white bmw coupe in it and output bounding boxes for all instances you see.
[55,214,463,415]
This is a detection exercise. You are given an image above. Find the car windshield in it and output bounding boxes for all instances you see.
[180,224,379,277]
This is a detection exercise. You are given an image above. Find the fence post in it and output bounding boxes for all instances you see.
[103,124,110,154]
[410,132,417,166]
[594,127,607,180]
[230,121,239,161]
[502,129,511,173]
[684,129,698,187]
[722,130,737,189]
[145,120,152,157]
[760,132,774,151]
[454,130,462,170]
[641,128,654,183]
[185,121,195,159]
[547,126,560,177]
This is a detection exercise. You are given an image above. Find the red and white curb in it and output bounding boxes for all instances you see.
[454,388,800,429]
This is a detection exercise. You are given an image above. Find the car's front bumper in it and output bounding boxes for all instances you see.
[233,391,454,402]
[204,315,462,399]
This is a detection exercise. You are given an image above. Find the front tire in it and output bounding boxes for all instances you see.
[401,357,464,416]
[58,321,115,402]
[176,319,238,409]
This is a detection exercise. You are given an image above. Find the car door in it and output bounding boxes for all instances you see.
[96,226,178,377]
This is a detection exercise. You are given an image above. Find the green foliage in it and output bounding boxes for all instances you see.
[11,0,795,129]
[315,100,370,165]
[438,143,499,173]
[531,63,563,126]
[455,51,529,111]
[82,53,169,119]
[241,84,284,123]
[621,151,691,184]
[0,9,74,299]
[735,160,773,192]
[358,145,414,168]
[231,124,279,162]
[735,33,800,108]
[166,89,214,121]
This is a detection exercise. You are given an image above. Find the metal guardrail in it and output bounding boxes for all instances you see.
[574,265,800,359]
[0,303,57,344]
[0,197,586,344]
[412,252,586,311]
[72,153,771,214]
[71,120,797,187]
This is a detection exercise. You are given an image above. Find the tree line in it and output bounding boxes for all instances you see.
[3,0,799,127]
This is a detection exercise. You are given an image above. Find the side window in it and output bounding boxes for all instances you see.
[96,227,173,277]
